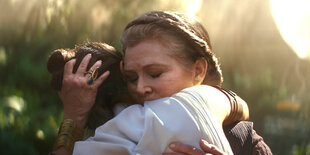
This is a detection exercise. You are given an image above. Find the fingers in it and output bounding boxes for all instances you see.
[64,59,76,76]
[168,142,205,155]
[93,70,110,87]
[88,60,102,73]
[164,140,227,155]
[200,139,227,155]
[76,53,92,75]
[86,60,110,87]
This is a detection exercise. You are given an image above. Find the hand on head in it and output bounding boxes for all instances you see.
[59,54,109,129]
[47,42,124,129]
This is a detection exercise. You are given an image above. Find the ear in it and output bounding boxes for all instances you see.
[193,58,207,85]
[120,61,124,73]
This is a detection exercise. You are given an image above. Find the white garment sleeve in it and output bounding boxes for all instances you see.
[73,85,233,155]
[73,105,146,155]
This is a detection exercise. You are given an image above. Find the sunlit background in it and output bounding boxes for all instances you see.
[0,0,309,154]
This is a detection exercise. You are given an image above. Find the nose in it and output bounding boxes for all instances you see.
[135,77,152,97]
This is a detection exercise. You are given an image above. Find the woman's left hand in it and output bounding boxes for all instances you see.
[162,139,227,155]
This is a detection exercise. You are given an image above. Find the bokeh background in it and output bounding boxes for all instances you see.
[0,0,309,154]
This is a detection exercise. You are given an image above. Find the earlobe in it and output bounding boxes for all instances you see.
[194,58,207,84]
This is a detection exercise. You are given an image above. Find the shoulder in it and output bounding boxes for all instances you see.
[179,85,217,94]
[95,104,145,135]
[108,104,145,125]
[171,85,215,103]
[177,85,227,102]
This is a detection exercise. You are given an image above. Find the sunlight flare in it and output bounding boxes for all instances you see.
[6,96,25,113]
[36,129,45,140]
[270,0,310,60]
[183,0,202,15]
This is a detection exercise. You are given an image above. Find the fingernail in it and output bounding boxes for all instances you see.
[201,139,208,144]
[169,143,176,148]
[87,53,92,57]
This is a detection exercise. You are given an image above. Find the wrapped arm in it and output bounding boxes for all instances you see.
[73,85,234,155]
[211,86,249,126]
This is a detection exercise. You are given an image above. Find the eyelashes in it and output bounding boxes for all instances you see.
[150,73,162,78]
[124,72,162,83]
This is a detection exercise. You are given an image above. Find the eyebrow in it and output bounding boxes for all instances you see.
[124,63,168,72]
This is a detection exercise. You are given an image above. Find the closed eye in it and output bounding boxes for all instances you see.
[150,73,162,78]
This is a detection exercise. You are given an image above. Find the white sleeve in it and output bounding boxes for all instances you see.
[135,85,233,155]
[73,85,233,155]
[73,104,145,155]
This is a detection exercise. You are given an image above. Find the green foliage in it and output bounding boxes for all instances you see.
[0,1,100,154]
[0,0,167,154]
[223,70,276,131]
[0,129,37,155]
[291,143,310,155]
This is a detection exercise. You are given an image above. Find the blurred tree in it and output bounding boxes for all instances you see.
[0,0,190,154]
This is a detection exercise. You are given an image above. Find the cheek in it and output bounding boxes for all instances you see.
[126,83,136,94]
[154,76,187,95]
[168,73,194,90]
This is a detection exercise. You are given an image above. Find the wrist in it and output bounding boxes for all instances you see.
[53,119,83,154]
[63,113,88,130]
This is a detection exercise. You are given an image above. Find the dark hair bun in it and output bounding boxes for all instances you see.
[47,49,75,91]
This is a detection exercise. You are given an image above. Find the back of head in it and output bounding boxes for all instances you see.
[121,11,223,86]
[47,42,127,129]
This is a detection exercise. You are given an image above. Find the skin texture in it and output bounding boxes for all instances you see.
[59,54,110,129]
[122,39,199,104]
[52,54,110,155]
[162,139,227,155]
[122,39,230,124]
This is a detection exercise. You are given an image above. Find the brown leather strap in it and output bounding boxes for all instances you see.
[211,85,241,124]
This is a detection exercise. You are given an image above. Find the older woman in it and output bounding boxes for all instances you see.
[50,11,271,155]
[119,11,271,155]
[49,43,245,155]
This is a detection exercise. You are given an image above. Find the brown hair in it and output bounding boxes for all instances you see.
[121,11,223,86]
[47,42,127,129]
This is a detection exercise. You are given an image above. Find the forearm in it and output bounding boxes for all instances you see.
[51,119,84,155]
[50,147,71,155]
[63,112,88,130]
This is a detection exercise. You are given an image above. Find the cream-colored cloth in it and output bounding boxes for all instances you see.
[73,85,233,155]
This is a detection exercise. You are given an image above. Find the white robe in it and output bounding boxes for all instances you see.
[73,85,233,155]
